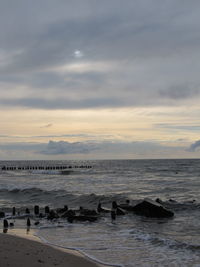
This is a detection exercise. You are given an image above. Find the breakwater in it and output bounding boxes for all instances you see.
[1,165,92,171]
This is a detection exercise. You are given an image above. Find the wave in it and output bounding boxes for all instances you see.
[0,187,128,209]
[35,234,123,267]
[131,229,200,252]
[1,187,200,213]
[0,187,66,195]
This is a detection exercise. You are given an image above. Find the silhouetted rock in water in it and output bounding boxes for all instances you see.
[116,207,126,215]
[0,211,5,218]
[112,201,126,215]
[155,198,163,204]
[45,206,50,214]
[34,221,40,226]
[25,208,30,214]
[69,215,98,223]
[97,203,110,213]
[34,205,39,215]
[118,199,135,212]
[3,219,9,228]
[111,209,116,221]
[12,207,16,216]
[79,207,98,216]
[56,205,68,214]
[132,198,174,218]
[67,216,74,223]
[27,218,31,227]
[9,222,14,227]
[118,203,135,212]
[47,210,59,220]
[61,209,76,218]
[112,201,118,209]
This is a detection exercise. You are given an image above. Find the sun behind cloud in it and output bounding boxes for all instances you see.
[73,50,84,59]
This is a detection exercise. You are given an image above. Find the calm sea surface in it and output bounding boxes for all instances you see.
[1,159,200,266]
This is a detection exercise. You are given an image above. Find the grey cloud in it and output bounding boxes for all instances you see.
[0,139,194,159]
[188,140,200,152]
[0,139,174,155]
[41,140,98,155]
[1,0,200,109]
[159,84,200,100]
[1,0,200,71]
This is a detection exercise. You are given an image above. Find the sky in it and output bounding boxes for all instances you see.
[0,0,200,160]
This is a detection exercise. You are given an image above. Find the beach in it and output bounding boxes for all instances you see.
[0,232,107,267]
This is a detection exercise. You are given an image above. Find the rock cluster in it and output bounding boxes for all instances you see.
[1,199,174,231]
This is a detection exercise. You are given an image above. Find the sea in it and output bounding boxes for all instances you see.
[0,159,200,267]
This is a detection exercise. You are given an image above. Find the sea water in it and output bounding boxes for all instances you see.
[1,159,200,266]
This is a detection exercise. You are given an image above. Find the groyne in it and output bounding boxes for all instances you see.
[1,165,92,171]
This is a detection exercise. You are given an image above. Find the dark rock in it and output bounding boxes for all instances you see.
[118,203,135,212]
[34,205,40,215]
[56,205,68,214]
[155,198,163,204]
[116,207,126,215]
[34,221,40,226]
[67,216,74,223]
[0,211,5,218]
[132,198,174,218]
[71,215,98,222]
[12,207,16,216]
[47,210,59,220]
[64,205,68,211]
[112,201,118,209]
[27,218,31,227]
[45,206,50,214]
[111,209,116,221]
[112,201,126,215]
[80,208,98,216]
[3,219,9,228]
[9,222,14,227]
[61,209,76,218]
[25,208,30,214]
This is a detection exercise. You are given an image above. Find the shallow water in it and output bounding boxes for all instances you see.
[1,159,200,266]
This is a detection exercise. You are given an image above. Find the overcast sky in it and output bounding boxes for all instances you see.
[0,0,200,159]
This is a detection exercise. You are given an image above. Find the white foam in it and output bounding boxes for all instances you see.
[34,232,123,267]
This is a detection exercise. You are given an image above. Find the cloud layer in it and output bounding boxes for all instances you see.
[0,139,197,160]
[1,0,200,110]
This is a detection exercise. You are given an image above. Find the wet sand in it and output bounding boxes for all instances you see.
[0,232,108,267]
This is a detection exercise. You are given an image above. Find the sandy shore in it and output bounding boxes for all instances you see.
[0,232,107,267]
